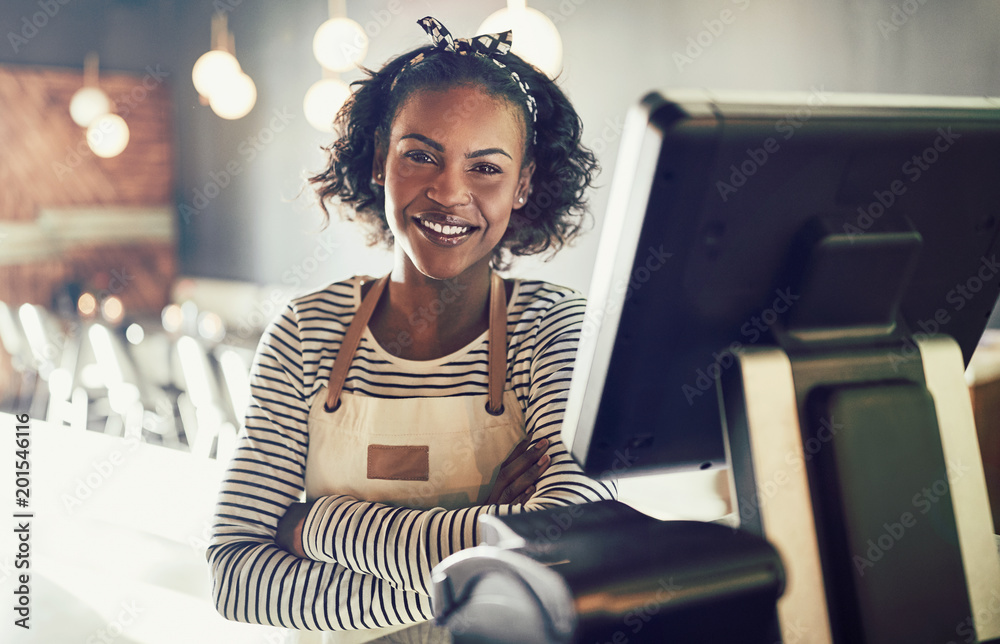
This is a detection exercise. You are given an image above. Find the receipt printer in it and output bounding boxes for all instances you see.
[432,501,785,643]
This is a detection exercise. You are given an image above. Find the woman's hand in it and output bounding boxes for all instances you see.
[275,500,315,557]
[485,438,550,505]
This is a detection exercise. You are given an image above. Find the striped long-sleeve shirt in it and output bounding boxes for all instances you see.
[208,276,617,632]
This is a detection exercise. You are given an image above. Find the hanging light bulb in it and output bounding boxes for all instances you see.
[69,52,112,127]
[86,113,130,158]
[313,17,368,72]
[70,87,111,127]
[306,1,365,133]
[303,77,351,133]
[193,12,255,119]
[478,0,563,79]
[192,49,242,98]
[209,71,257,120]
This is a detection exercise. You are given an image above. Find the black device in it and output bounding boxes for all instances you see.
[556,90,1000,642]
[563,89,1000,477]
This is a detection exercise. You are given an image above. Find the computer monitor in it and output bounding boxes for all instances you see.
[563,89,1000,477]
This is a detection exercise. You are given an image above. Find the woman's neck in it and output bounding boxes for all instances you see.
[367,259,493,360]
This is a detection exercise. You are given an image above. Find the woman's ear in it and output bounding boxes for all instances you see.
[372,131,387,186]
[512,160,536,211]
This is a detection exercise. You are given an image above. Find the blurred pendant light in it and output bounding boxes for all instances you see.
[87,113,130,158]
[193,12,256,120]
[304,76,351,133]
[478,0,563,79]
[69,52,111,127]
[192,49,240,98]
[209,68,257,120]
[313,13,368,72]
[68,52,130,159]
[304,0,364,133]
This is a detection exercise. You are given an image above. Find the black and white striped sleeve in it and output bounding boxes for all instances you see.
[518,289,618,508]
[207,308,435,629]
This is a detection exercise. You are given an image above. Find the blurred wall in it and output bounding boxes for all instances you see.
[0,65,174,312]
[0,0,998,299]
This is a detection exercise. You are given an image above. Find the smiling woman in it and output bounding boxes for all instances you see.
[207,16,614,644]
[310,16,596,269]
[375,86,533,284]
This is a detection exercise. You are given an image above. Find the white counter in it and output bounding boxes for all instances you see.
[0,413,288,644]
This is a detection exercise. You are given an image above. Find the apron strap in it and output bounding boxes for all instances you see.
[325,275,388,412]
[486,271,507,415]
[325,273,508,414]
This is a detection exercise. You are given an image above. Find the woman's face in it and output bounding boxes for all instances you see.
[374,85,534,281]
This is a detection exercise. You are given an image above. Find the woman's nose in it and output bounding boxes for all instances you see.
[426,166,471,207]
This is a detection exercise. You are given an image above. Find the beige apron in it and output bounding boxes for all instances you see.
[296,273,525,644]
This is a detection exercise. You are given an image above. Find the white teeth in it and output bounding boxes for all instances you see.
[422,220,470,236]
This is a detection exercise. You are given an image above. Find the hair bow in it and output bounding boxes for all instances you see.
[416,16,513,59]
[391,16,537,139]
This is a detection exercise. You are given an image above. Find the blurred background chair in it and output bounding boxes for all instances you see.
[0,300,38,413]
[2,284,261,464]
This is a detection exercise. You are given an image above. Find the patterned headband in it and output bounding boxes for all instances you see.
[391,16,538,141]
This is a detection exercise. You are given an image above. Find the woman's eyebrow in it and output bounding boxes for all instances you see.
[400,133,442,151]
[467,148,512,160]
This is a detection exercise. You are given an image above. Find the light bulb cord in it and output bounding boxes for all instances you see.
[83,51,99,88]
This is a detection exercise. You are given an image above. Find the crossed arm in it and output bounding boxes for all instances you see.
[275,435,550,557]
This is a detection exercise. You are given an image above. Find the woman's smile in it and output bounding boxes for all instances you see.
[412,213,478,245]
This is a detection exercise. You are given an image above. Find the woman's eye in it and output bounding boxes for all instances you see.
[473,164,502,176]
[404,150,434,164]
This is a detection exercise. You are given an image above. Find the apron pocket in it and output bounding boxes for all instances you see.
[368,444,430,481]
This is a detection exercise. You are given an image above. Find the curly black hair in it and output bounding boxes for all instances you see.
[309,41,599,269]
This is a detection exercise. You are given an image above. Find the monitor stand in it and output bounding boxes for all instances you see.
[721,336,1000,643]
